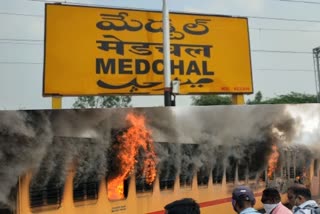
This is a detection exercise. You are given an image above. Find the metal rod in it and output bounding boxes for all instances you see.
[315,49,320,102]
[162,0,171,106]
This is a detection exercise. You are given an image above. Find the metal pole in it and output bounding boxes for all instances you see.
[314,48,320,102]
[162,0,171,106]
[316,52,320,102]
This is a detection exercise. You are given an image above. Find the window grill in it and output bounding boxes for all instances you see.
[290,167,295,179]
[212,164,223,184]
[159,178,175,190]
[136,177,153,193]
[226,157,236,183]
[73,181,99,202]
[179,174,193,187]
[197,168,209,186]
[30,183,63,208]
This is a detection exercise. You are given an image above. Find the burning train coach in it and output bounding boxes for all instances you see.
[0,104,320,214]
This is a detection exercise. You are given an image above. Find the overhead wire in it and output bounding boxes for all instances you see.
[247,16,320,23]
[252,50,312,54]
[250,27,320,32]
[2,10,320,23]
[2,9,320,24]
[0,42,43,45]
[255,68,314,72]
[1,25,320,46]
[0,0,316,67]
[0,38,43,42]
[0,38,43,45]
[0,61,42,65]
[272,0,320,5]
[0,12,42,17]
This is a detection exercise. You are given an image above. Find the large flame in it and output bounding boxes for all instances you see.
[108,112,157,200]
[267,144,280,179]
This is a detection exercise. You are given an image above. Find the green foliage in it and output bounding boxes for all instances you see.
[191,95,232,106]
[192,91,317,106]
[73,96,132,108]
[262,92,317,104]
[247,91,263,104]
[247,91,317,104]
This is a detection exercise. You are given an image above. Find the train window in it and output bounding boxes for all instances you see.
[180,144,196,188]
[197,167,209,187]
[107,129,131,200]
[249,171,257,180]
[268,172,274,180]
[275,168,281,178]
[0,203,13,214]
[160,178,175,190]
[289,167,294,179]
[212,163,223,184]
[159,161,176,190]
[259,170,266,182]
[314,160,318,176]
[136,177,153,193]
[107,177,130,201]
[283,167,288,179]
[226,157,236,183]
[30,161,65,208]
[238,163,247,181]
[73,155,101,202]
[180,174,193,188]
[73,181,99,202]
[0,209,12,214]
[296,167,303,178]
[29,137,69,209]
[135,154,154,193]
[29,181,63,208]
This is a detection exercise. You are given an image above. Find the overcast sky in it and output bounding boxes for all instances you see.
[1,0,320,109]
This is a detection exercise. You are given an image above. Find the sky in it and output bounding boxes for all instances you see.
[1,0,320,109]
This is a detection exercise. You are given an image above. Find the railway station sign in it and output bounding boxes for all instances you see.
[43,4,253,96]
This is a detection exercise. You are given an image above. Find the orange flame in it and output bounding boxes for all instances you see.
[108,112,157,200]
[267,144,280,179]
[108,177,124,200]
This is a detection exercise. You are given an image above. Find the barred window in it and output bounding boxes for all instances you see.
[136,177,153,193]
[197,167,209,186]
[30,181,63,208]
[226,157,236,183]
[212,163,223,184]
[289,167,294,179]
[73,181,99,202]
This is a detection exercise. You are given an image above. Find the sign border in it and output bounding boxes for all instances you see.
[42,3,253,96]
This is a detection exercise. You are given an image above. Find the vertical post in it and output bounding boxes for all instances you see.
[316,53,320,102]
[162,0,171,106]
[232,94,244,105]
[313,47,320,102]
[52,96,62,109]
[316,52,320,102]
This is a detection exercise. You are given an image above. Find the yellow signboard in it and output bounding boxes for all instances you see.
[43,4,253,96]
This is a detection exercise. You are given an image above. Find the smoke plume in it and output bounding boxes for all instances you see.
[0,105,319,210]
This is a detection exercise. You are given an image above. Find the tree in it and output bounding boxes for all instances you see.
[191,95,232,106]
[247,91,263,104]
[73,96,132,108]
